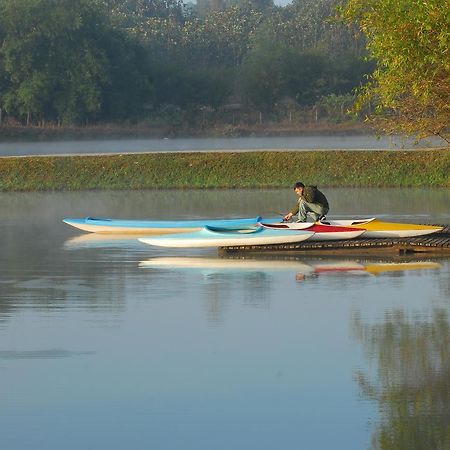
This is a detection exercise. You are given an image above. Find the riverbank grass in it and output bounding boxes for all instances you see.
[0,150,449,191]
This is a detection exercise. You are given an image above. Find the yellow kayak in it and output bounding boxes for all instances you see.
[364,261,441,274]
[320,218,443,238]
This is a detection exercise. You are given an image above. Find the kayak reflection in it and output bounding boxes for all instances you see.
[64,233,144,249]
[139,256,441,278]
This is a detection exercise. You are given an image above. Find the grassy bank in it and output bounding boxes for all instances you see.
[0,150,449,192]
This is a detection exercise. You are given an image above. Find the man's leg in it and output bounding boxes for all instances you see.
[298,200,328,222]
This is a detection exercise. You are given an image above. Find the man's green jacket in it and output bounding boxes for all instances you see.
[290,186,329,215]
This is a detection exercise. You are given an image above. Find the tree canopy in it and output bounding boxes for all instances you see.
[339,0,450,142]
[0,0,152,124]
[0,0,372,128]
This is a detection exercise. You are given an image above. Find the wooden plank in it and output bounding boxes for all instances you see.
[221,224,450,256]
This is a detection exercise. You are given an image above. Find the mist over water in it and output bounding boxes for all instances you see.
[0,134,444,156]
[0,188,449,450]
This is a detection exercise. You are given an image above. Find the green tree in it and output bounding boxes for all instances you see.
[0,54,9,124]
[339,0,450,143]
[277,0,364,54]
[0,0,152,124]
[111,0,185,24]
[98,31,153,120]
[237,0,371,114]
[182,7,264,68]
[150,63,231,109]
[241,24,329,111]
[0,0,107,124]
[133,6,262,113]
[196,0,226,18]
[225,0,274,14]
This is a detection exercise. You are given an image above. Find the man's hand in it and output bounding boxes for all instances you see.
[283,212,293,221]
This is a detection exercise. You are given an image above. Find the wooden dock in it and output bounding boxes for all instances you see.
[220,225,450,257]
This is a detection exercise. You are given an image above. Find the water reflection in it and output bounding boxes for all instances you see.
[0,349,95,359]
[0,135,444,157]
[1,189,449,450]
[64,233,145,249]
[139,256,442,325]
[353,309,450,450]
[0,267,130,322]
[139,256,442,280]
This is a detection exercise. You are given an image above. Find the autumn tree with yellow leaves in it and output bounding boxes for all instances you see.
[339,0,450,143]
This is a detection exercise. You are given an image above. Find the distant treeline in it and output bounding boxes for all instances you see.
[0,0,373,129]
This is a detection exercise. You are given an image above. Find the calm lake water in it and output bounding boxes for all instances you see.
[0,134,444,156]
[1,188,449,450]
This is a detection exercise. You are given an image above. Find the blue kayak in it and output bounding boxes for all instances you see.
[63,216,279,234]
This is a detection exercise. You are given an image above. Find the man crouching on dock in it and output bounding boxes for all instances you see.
[284,181,329,223]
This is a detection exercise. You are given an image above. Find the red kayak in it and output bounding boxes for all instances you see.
[259,222,365,241]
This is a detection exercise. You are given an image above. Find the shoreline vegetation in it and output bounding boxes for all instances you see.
[1,149,448,192]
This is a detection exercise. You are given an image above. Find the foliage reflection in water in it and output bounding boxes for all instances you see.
[353,309,450,450]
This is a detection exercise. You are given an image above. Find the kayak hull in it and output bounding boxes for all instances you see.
[63,216,443,239]
[259,222,365,241]
[320,218,443,238]
[63,216,278,234]
[138,226,315,248]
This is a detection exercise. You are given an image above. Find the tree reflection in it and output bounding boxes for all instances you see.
[203,271,271,324]
[353,309,450,450]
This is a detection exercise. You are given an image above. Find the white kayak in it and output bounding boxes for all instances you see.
[259,222,365,241]
[138,226,315,248]
[319,217,443,238]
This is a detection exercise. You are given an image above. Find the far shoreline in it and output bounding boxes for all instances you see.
[0,121,373,143]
